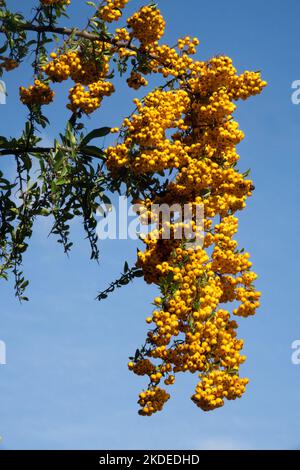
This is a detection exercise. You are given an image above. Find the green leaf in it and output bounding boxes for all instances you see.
[53,150,65,171]
[80,145,106,159]
[0,43,8,54]
[81,127,111,146]
[0,135,9,147]
[133,270,144,278]
[243,168,251,178]
[20,154,32,171]
[39,208,50,216]
[56,178,69,186]
[123,261,129,273]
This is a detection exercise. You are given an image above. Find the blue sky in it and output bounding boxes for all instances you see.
[0,0,300,450]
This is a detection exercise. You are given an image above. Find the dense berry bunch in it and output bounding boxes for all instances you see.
[106,89,190,173]
[97,0,129,23]
[138,387,170,416]
[127,71,148,89]
[43,48,110,85]
[127,6,166,46]
[177,36,200,55]
[104,6,266,413]
[40,44,112,113]
[19,80,54,106]
[192,371,249,411]
[67,80,114,114]
[7,2,266,415]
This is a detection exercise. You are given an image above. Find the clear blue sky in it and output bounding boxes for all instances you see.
[1,0,300,450]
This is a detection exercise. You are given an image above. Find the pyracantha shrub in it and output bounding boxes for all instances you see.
[0,0,266,415]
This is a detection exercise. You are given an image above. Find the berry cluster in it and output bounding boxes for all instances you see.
[127,6,166,46]
[104,8,266,413]
[19,79,54,106]
[126,71,148,90]
[67,80,114,114]
[41,45,112,113]
[138,387,170,416]
[192,371,249,411]
[97,0,129,23]
[4,2,266,415]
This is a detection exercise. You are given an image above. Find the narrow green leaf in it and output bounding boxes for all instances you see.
[81,127,111,146]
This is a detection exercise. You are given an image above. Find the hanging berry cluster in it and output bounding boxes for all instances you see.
[7,1,266,415]
[105,7,266,416]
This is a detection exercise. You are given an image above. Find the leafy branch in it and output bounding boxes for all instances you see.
[96,262,144,301]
